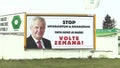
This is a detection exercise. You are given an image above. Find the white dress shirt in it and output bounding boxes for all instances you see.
[31,35,45,49]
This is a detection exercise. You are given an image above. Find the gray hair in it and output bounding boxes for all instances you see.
[31,16,46,26]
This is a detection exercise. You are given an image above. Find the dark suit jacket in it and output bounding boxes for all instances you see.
[26,35,52,49]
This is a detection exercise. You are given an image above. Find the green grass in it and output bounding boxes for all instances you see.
[0,58,120,68]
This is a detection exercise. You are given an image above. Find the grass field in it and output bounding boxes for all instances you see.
[0,58,120,68]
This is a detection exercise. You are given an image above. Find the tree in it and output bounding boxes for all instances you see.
[102,14,116,29]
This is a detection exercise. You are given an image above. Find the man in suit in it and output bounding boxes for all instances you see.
[26,16,52,49]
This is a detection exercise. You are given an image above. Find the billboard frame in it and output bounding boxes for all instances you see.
[24,13,96,50]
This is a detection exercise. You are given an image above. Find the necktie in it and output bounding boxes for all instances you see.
[37,41,42,49]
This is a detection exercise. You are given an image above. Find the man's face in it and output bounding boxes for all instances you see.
[30,20,45,40]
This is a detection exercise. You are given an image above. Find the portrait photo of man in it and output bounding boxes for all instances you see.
[26,16,52,49]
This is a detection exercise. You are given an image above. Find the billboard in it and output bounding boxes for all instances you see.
[25,14,96,49]
[0,12,25,34]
